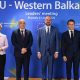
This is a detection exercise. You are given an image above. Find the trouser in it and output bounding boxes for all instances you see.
[42,52,53,80]
[15,54,30,80]
[66,56,79,80]
[0,54,6,80]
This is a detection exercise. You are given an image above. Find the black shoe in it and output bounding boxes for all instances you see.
[42,79,47,80]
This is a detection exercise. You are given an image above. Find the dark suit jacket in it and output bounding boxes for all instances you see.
[61,30,80,58]
[11,29,33,57]
[37,26,59,57]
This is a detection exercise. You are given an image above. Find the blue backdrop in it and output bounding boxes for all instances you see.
[0,0,80,78]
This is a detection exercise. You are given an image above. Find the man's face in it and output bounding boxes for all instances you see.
[67,21,75,30]
[19,19,26,29]
[45,16,51,26]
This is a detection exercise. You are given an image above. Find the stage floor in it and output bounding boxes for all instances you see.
[7,78,68,80]
[8,78,41,80]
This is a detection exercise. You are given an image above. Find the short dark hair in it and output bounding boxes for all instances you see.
[67,19,75,25]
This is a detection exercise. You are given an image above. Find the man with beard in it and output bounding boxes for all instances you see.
[37,16,59,80]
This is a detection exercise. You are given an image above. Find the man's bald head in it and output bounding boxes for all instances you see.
[18,19,26,29]
[45,16,52,26]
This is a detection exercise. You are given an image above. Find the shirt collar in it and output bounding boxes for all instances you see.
[20,29,25,32]
[68,29,74,32]
[45,25,51,29]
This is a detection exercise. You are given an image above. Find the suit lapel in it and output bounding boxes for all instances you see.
[18,29,22,37]
[43,26,46,37]
[42,27,46,42]
[74,30,77,41]
[50,26,53,38]
[67,31,71,40]
[24,29,28,39]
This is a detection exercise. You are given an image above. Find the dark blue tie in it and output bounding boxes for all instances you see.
[21,30,25,39]
[46,28,50,53]
[71,31,74,40]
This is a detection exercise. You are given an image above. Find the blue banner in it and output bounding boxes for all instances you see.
[0,0,80,78]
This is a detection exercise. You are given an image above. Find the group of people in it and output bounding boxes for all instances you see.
[0,16,80,80]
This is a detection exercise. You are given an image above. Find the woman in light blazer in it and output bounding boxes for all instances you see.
[0,24,8,80]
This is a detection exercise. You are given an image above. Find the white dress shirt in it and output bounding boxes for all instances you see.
[20,29,25,37]
[45,25,51,33]
[68,30,74,38]
[0,32,8,55]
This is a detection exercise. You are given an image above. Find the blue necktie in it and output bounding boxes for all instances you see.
[46,28,50,52]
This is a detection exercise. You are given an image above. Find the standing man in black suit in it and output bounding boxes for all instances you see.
[61,19,80,80]
[11,19,33,80]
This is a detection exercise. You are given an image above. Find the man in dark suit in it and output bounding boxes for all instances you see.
[61,19,80,80]
[37,16,59,80]
[11,19,33,80]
